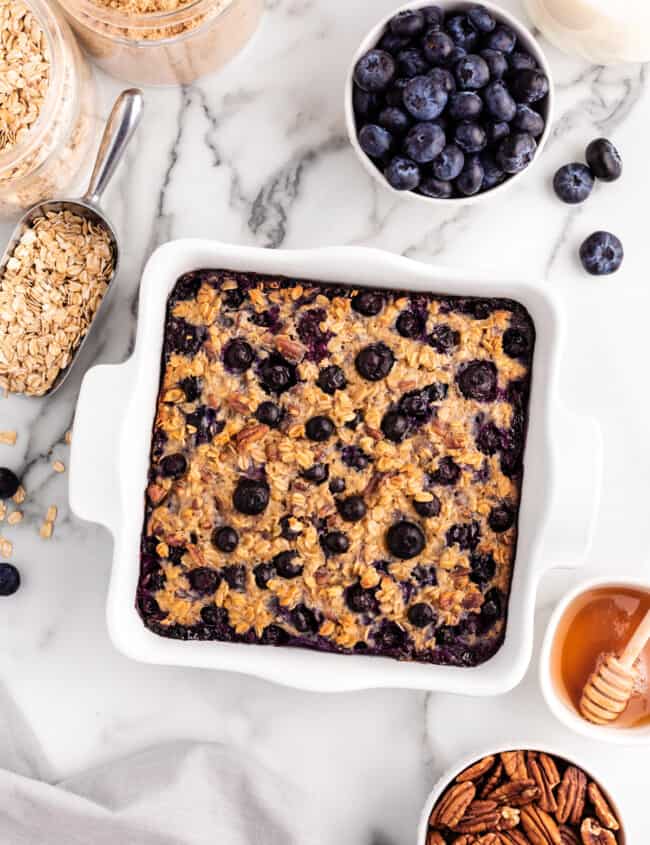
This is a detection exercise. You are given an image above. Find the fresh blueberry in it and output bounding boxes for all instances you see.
[188,567,221,594]
[396,310,424,337]
[454,122,486,153]
[346,583,378,614]
[448,91,482,121]
[419,177,453,199]
[427,67,456,94]
[476,422,502,455]
[484,121,510,146]
[353,85,380,119]
[446,521,480,550]
[422,29,455,65]
[254,562,275,589]
[223,565,247,591]
[358,124,393,158]
[329,477,346,495]
[489,503,515,532]
[511,69,549,103]
[212,526,239,552]
[381,410,409,442]
[273,550,303,579]
[291,603,319,634]
[408,602,436,628]
[302,463,329,484]
[179,376,201,402]
[223,338,254,372]
[585,138,622,182]
[0,562,20,596]
[385,77,410,107]
[446,15,479,51]
[258,354,297,394]
[429,456,461,486]
[397,47,429,78]
[457,360,497,401]
[0,468,20,499]
[467,4,495,32]
[355,342,395,381]
[404,122,446,164]
[390,9,426,38]
[160,453,187,479]
[321,531,350,555]
[354,49,396,93]
[485,25,517,53]
[483,80,516,122]
[508,50,536,72]
[553,163,594,204]
[470,552,496,587]
[496,132,536,173]
[502,326,531,359]
[316,364,347,395]
[403,76,448,121]
[480,48,507,79]
[579,231,624,276]
[413,494,441,518]
[454,54,489,90]
[378,106,411,135]
[386,520,425,559]
[336,495,367,523]
[513,104,544,136]
[384,156,421,191]
[233,478,270,515]
[378,30,411,55]
[305,415,335,442]
[422,5,444,27]
[427,324,459,353]
[456,154,484,195]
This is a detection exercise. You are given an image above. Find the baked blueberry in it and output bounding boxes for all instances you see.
[279,515,302,540]
[579,231,623,275]
[212,526,239,553]
[419,177,453,198]
[476,422,502,455]
[446,15,479,51]
[448,91,482,121]
[485,25,517,53]
[173,273,201,302]
[404,122,446,164]
[345,410,364,430]
[387,520,425,559]
[483,80,516,122]
[297,307,332,362]
[457,360,497,401]
[185,406,224,445]
[273,550,303,579]
[413,495,441,518]
[354,49,397,93]
[480,48,507,79]
[468,4,495,32]
[511,69,549,103]
[355,342,395,381]
[0,562,20,596]
[470,552,496,587]
[337,495,367,523]
[256,401,283,428]
[513,104,544,136]
[346,583,378,614]
[553,163,594,204]
[454,122,486,153]
[305,415,335,442]
[384,156,421,191]
[254,562,275,589]
[188,567,221,594]
[378,106,412,135]
[397,47,430,78]
[429,456,461,486]
[478,587,503,632]
[396,310,424,338]
[428,324,459,353]
[341,446,371,471]
[480,150,506,189]
[233,478,270,515]
[375,620,407,650]
[201,605,229,627]
[390,9,426,38]
[381,410,409,443]
[261,624,289,645]
[352,290,385,316]
[446,521,480,550]
[403,76,448,121]
[291,603,318,633]
[179,376,201,402]
[427,67,456,94]
[250,306,281,331]
[358,124,393,158]
[317,365,347,395]
[0,468,20,499]
[399,388,431,419]
[454,54,489,90]
[166,318,205,357]
[488,503,515,532]
[329,477,346,494]
[258,354,297,394]
[502,326,531,359]
[160,453,187,479]
[222,287,245,309]
[496,132,536,173]
[223,565,247,591]
[456,154,484,195]
[422,29,455,65]
[407,602,435,628]
[321,531,350,555]
[585,138,622,182]
[302,463,329,485]
[223,338,254,372]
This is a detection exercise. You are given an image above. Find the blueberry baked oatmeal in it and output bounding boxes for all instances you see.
[138,270,535,666]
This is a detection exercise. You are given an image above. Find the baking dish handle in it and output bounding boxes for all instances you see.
[69,361,132,533]
[540,405,603,571]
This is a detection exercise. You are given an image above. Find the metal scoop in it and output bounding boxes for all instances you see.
[0,88,144,397]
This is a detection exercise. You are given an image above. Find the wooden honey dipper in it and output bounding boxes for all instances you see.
[580,608,650,725]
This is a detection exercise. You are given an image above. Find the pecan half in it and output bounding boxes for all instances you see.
[147,482,168,505]
[235,423,268,451]
[497,807,521,831]
[433,782,477,828]
[501,751,528,781]
[427,831,446,845]
[477,835,502,845]
[481,762,505,798]
[528,753,560,814]
[457,756,496,783]
[487,779,540,807]
[453,801,501,834]
[580,818,617,845]
[274,335,304,362]
[587,783,619,831]
[451,837,478,845]
[556,767,587,826]
[501,832,531,845]
[559,826,580,845]
[521,804,562,845]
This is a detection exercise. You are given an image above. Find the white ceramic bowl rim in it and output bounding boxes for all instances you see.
[344,0,555,206]
[540,575,650,745]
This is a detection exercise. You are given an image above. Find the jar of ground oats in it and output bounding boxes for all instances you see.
[0,0,95,221]
[54,0,263,86]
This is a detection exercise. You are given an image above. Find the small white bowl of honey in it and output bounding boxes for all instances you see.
[541,577,650,744]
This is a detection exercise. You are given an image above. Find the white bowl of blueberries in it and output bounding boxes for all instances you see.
[345,0,554,203]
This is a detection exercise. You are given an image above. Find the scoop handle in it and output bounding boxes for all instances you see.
[620,609,650,668]
[83,89,144,207]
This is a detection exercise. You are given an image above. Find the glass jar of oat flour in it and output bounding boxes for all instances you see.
[54,0,263,86]
[0,0,94,221]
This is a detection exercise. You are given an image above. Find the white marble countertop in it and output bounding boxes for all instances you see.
[1,1,649,841]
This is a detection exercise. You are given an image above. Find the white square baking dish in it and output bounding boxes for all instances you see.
[69,240,602,694]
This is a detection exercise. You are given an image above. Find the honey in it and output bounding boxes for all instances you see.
[552,585,650,728]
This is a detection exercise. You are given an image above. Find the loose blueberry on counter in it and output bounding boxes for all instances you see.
[396,310,424,338]
[317,365,347,395]
[413,494,441,518]
[0,562,20,596]
[397,46,430,78]
[510,68,549,103]
[346,583,378,614]
[223,565,247,591]
[336,495,367,523]
[223,338,254,372]
[446,521,481,550]
[291,603,319,633]
[352,290,385,316]
[470,552,496,587]
[579,231,623,276]
[512,104,544,137]
[212,526,239,552]
[480,48,507,79]
[407,602,436,628]
[256,401,283,428]
[321,530,350,555]
[390,8,426,38]
[429,456,461,486]
[457,360,498,401]
[305,415,335,442]
[454,122,486,154]
[419,177,453,199]
[381,410,409,443]
[404,121,446,163]
[355,342,395,381]
[496,132,536,174]
[448,91,482,121]
[378,106,411,135]
[179,376,201,402]
[456,154,484,195]
[254,562,275,589]
[0,467,20,499]
[358,124,393,158]
[273,550,303,579]
[428,324,460,353]
[232,478,270,515]
[553,163,594,204]
[160,453,187,479]
[433,142,466,180]
[354,49,396,93]
[188,567,221,594]
[258,354,297,394]
[485,25,516,53]
[384,156,421,191]
[422,29,455,64]
[329,477,346,494]
[403,75,448,121]
[454,54,489,90]
[483,80,516,122]
[502,326,531,359]
[302,463,329,484]
[387,520,425,559]
[585,138,622,182]
[446,15,479,51]
[488,503,515,532]
[468,4,495,32]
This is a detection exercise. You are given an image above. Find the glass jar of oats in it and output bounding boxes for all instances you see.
[0,0,95,222]
[54,0,263,86]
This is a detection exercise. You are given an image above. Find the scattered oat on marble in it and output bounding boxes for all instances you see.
[52,460,66,474]
[46,504,57,522]
[0,535,12,556]
[12,485,24,504]
[64,429,72,445]
[0,430,16,445]
[39,520,52,539]
[0,210,114,396]
[7,509,22,525]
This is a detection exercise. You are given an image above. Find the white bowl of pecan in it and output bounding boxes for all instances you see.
[418,746,626,845]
